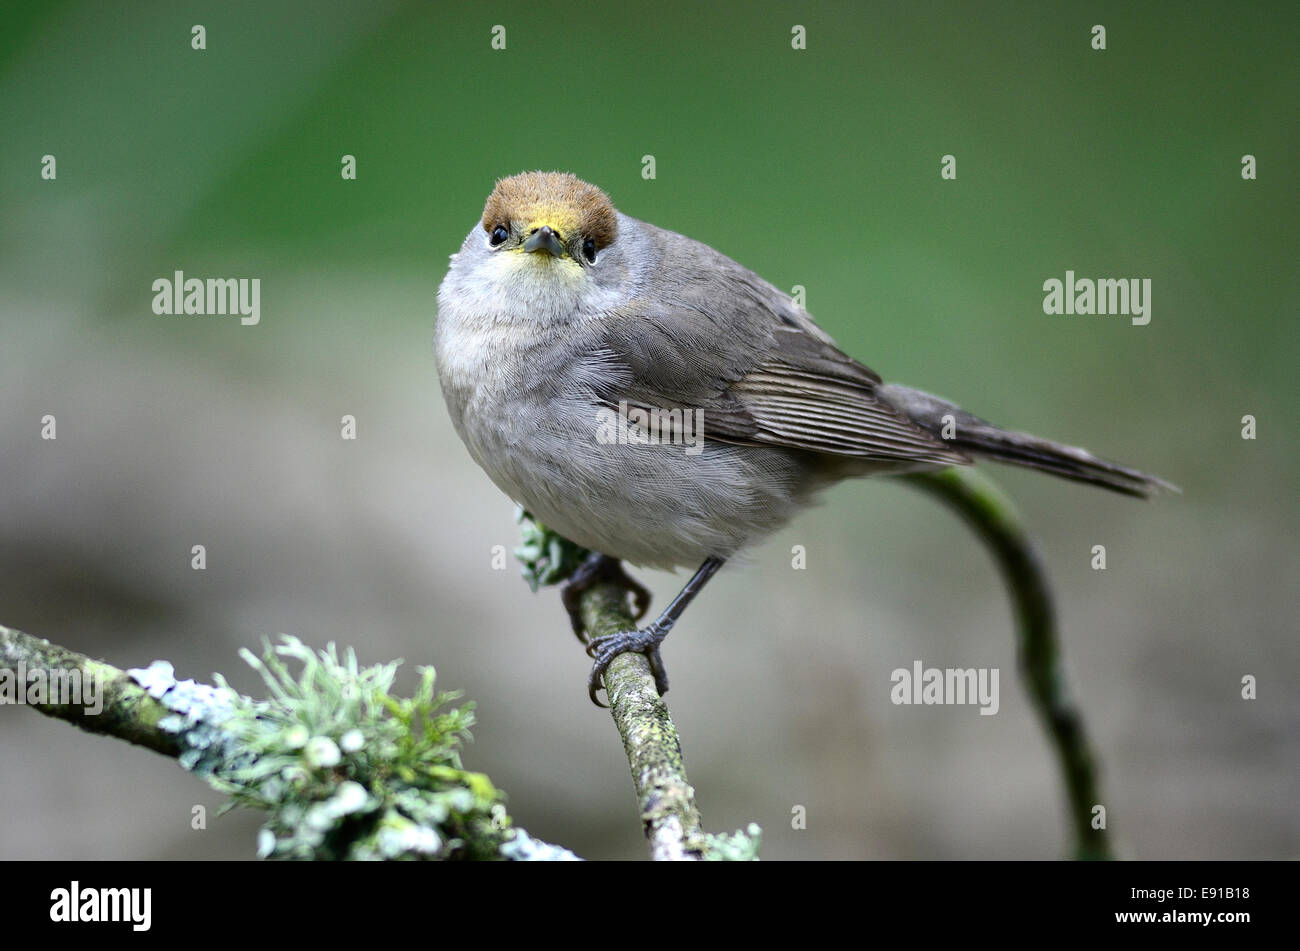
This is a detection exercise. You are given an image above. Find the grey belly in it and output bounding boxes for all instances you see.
[463,396,821,570]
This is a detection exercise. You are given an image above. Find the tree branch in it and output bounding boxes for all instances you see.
[0,625,180,757]
[0,624,578,860]
[516,510,760,860]
[904,468,1113,860]
[7,462,1107,863]
[580,581,713,860]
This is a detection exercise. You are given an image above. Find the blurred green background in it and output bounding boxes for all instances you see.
[1,0,1295,859]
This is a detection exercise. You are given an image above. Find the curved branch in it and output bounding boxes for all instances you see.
[579,581,712,860]
[519,511,760,861]
[904,468,1113,860]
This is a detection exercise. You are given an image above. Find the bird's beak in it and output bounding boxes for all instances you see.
[523,225,565,258]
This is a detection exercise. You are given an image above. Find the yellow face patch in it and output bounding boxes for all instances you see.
[514,207,581,244]
[497,243,585,280]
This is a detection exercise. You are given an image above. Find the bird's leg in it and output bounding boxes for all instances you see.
[561,552,651,643]
[586,556,727,706]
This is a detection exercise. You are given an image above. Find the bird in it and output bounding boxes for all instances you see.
[435,171,1174,705]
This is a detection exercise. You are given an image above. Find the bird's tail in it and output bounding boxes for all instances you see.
[879,383,1178,499]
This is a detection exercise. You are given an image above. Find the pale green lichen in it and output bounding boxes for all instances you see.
[128,659,244,775]
[514,507,590,591]
[131,637,524,860]
[701,823,763,861]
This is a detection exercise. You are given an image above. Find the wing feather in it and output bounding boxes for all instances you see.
[582,218,967,466]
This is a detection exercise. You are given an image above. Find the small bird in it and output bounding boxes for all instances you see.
[435,171,1173,705]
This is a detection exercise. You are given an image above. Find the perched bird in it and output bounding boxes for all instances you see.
[435,171,1172,704]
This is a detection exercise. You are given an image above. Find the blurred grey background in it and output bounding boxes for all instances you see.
[1,0,1296,859]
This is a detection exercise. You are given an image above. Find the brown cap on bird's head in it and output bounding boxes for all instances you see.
[481,171,619,255]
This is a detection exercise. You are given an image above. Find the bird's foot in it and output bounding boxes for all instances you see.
[561,553,651,642]
[585,622,670,707]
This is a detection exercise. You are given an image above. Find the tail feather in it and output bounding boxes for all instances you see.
[878,384,1178,499]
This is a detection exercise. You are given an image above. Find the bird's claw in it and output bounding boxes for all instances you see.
[585,625,670,706]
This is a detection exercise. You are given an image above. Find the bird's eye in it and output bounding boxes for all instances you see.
[489,225,509,247]
[582,237,597,264]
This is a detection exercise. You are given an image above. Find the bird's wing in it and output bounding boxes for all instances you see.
[589,236,967,466]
